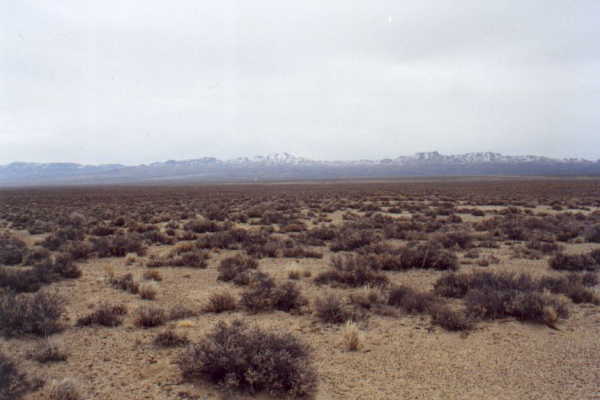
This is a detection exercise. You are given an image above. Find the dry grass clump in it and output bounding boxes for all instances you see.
[217,254,259,284]
[138,281,158,300]
[29,339,68,363]
[76,303,127,327]
[340,321,362,351]
[0,289,65,337]
[153,329,190,347]
[134,306,167,328]
[314,255,389,288]
[202,291,238,313]
[47,379,82,400]
[177,320,317,397]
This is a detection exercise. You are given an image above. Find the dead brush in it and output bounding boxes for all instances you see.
[340,321,362,351]
[138,281,158,300]
[202,291,238,313]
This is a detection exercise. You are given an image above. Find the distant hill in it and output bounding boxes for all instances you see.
[2,151,600,186]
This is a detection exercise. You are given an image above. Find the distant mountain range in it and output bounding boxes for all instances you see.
[1,152,600,186]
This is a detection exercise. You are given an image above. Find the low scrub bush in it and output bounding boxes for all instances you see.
[134,306,166,328]
[154,330,190,347]
[203,291,237,313]
[0,289,65,337]
[217,254,259,283]
[314,255,389,288]
[29,339,68,363]
[548,252,600,272]
[76,303,127,327]
[314,294,359,324]
[0,353,35,400]
[0,233,27,266]
[240,275,307,314]
[177,320,317,397]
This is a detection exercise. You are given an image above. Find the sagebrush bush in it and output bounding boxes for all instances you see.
[203,291,237,313]
[548,252,599,272]
[177,320,318,397]
[30,339,68,363]
[0,233,27,266]
[387,285,440,314]
[138,282,158,300]
[217,254,259,283]
[153,329,190,347]
[240,275,307,313]
[0,352,34,400]
[48,379,82,400]
[314,294,358,324]
[429,306,473,331]
[0,289,65,337]
[314,255,389,288]
[134,306,166,328]
[76,303,127,327]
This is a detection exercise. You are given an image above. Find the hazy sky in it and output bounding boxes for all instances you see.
[2,1,600,165]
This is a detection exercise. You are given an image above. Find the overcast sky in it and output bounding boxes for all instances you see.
[1,1,599,165]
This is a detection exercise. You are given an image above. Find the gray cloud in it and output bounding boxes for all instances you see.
[1,0,599,164]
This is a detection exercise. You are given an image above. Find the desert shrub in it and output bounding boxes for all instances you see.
[217,254,259,283]
[330,229,374,252]
[582,272,599,287]
[139,282,158,300]
[91,233,146,258]
[47,379,81,400]
[109,273,139,294]
[389,243,459,271]
[0,353,35,400]
[153,330,190,347]
[314,294,357,324]
[168,304,198,321]
[240,275,307,313]
[429,306,473,331]
[288,269,301,280]
[320,254,390,288]
[548,253,599,272]
[584,224,600,243]
[0,289,64,337]
[177,320,317,397]
[49,254,82,279]
[526,240,561,254]
[538,275,600,305]
[0,233,27,266]
[23,247,51,266]
[203,291,237,313]
[434,271,537,299]
[167,249,209,268]
[143,269,162,281]
[76,303,127,327]
[435,231,473,250]
[282,246,323,259]
[387,286,440,314]
[30,339,68,363]
[465,290,568,325]
[134,306,166,328]
[64,241,94,261]
[91,225,115,237]
[183,219,225,234]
